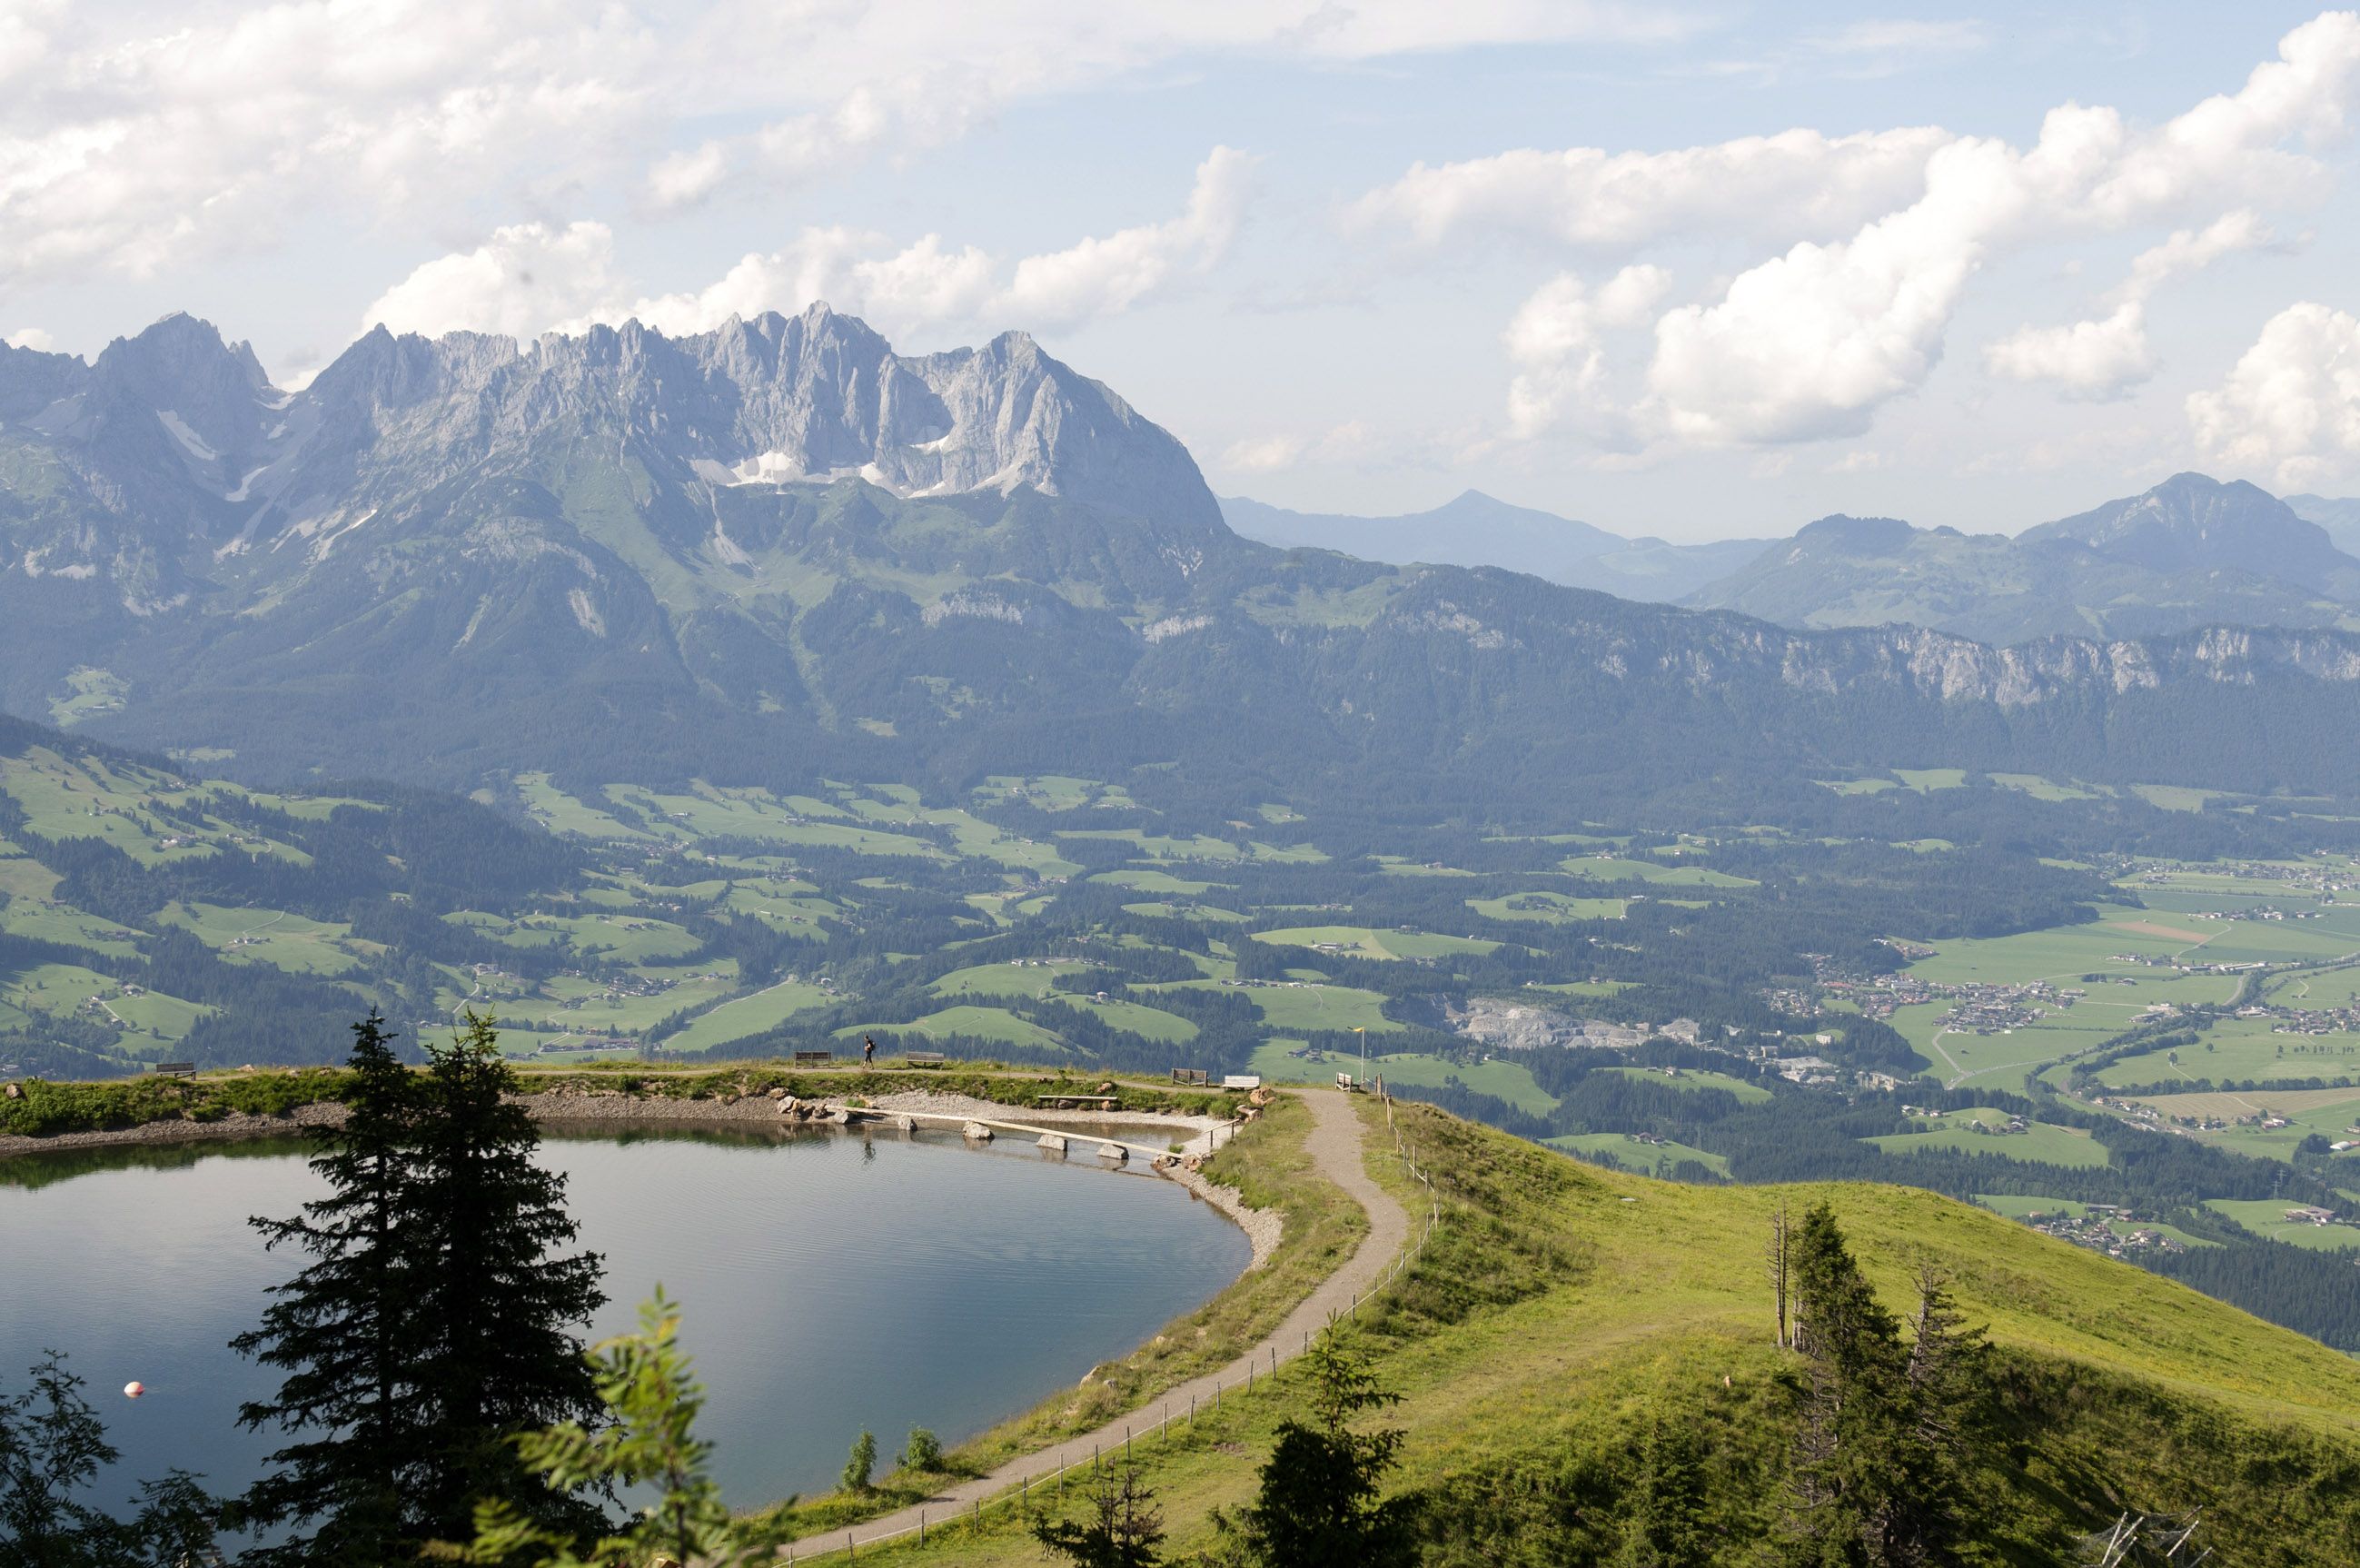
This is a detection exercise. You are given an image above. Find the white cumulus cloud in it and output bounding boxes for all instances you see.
[624,229,1001,339]
[2187,301,2360,488]
[1985,211,2270,398]
[1482,11,2360,449]
[5,326,54,352]
[362,222,630,341]
[362,149,1251,345]
[1350,126,1950,253]
[0,1,1680,285]
[1503,265,1671,442]
[1219,422,1379,474]
[997,147,1255,332]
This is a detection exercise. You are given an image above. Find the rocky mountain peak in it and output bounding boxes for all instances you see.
[2023,471,2350,584]
[282,306,1223,538]
[85,313,279,465]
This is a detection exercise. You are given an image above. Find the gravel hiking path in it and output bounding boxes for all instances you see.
[784,1087,1409,1558]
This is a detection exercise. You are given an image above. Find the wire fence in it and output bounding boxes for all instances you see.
[780,1087,1443,1563]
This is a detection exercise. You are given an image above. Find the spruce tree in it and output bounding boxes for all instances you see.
[1236,1332,1413,1568]
[1889,1265,1987,1566]
[235,1011,608,1562]
[1033,1464,1165,1568]
[1780,1207,1988,1568]
[1617,1411,1707,1568]
[233,1012,426,1564]
[1783,1203,1906,1567]
[406,1012,608,1551]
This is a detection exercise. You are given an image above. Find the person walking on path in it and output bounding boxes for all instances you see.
[862,1034,877,1067]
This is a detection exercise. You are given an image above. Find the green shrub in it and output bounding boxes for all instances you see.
[841,1430,876,1494]
[899,1426,943,1471]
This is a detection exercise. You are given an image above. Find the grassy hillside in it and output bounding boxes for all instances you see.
[832,1099,2360,1564]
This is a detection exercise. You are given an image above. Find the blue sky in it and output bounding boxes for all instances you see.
[5,2,2357,540]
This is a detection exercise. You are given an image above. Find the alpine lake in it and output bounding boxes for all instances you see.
[0,1120,1251,1513]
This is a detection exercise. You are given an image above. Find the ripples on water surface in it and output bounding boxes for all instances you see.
[0,1124,1250,1511]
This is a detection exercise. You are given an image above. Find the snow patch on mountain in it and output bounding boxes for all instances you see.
[156,410,218,462]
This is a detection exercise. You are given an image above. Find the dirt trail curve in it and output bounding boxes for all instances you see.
[785,1087,1409,1558]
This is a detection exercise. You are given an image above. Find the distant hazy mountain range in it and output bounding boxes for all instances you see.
[11,309,2360,806]
[1231,473,2360,647]
[2286,493,2360,558]
[1218,491,1769,603]
[1687,473,2360,644]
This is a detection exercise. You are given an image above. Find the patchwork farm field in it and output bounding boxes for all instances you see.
[2093,1015,2360,1090]
[1545,1132,1730,1176]
[1598,1066,1772,1104]
[2206,1198,2360,1252]
[1464,892,1626,923]
[1971,1194,2217,1248]
[1556,855,1756,888]
[660,981,838,1053]
[864,1006,1070,1051]
[504,970,742,1037]
[1885,880,2360,1090]
[1891,1003,2125,1091]
[2267,964,2360,1007]
[1864,1120,2108,1168]
[1239,1039,1550,1116]
[158,901,367,976]
[1251,926,1501,961]
[929,961,1087,1000]
[1362,1051,1556,1113]
[2112,1084,2360,1166]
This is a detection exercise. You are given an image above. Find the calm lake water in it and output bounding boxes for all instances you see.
[0,1123,1249,1513]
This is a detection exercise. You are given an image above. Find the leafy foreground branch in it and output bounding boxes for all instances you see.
[0,1350,224,1568]
[438,1290,789,1568]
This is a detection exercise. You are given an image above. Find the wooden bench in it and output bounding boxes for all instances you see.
[1169,1067,1210,1087]
[153,1062,196,1078]
[1035,1094,1121,1111]
[903,1052,947,1068]
[792,1050,835,1067]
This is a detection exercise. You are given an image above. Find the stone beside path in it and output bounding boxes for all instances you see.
[784,1087,1411,1558]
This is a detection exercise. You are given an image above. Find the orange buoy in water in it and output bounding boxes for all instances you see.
[123,1382,144,1399]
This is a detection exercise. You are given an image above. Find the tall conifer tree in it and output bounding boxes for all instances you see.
[235,1012,608,1562]
[1780,1205,1987,1568]
[233,1012,426,1565]
[407,1012,608,1550]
